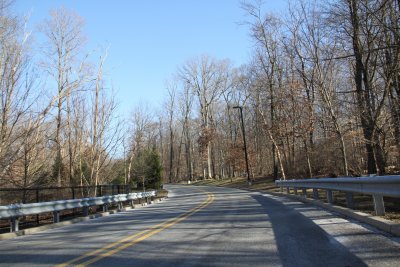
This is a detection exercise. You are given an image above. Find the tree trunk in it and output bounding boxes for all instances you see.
[169,127,174,183]
[349,0,378,174]
[304,139,312,178]
[207,142,213,178]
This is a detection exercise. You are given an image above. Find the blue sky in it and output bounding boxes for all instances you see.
[14,0,286,116]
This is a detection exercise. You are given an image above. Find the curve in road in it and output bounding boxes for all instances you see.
[57,190,214,266]
[0,185,399,266]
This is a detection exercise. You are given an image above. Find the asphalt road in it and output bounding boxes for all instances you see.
[0,185,399,266]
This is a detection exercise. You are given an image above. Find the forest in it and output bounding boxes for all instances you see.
[0,0,399,192]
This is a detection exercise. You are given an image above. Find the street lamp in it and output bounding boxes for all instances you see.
[232,106,252,186]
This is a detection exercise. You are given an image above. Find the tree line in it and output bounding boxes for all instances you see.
[1,0,399,192]
[0,2,127,192]
[153,0,400,182]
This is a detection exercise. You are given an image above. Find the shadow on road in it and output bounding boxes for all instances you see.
[1,185,399,266]
[252,194,368,267]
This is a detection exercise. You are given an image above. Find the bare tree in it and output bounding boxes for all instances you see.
[164,81,176,183]
[128,103,154,183]
[285,0,350,176]
[242,2,290,179]
[179,55,231,179]
[0,2,36,182]
[40,7,87,186]
[334,0,388,174]
[179,81,194,181]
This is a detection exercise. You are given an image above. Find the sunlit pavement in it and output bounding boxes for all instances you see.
[0,185,399,266]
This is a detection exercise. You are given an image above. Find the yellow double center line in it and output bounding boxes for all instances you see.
[57,192,214,267]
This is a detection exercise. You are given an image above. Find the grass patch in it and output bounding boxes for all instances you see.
[156,189,169,198]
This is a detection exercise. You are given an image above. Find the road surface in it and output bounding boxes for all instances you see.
[0,185,399,266]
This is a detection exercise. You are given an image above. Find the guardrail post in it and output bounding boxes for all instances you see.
[346,193,354,209]
[118,202,123,211]
[302,188,307,197]
[102,204,108,212]
[53,211,60,223]
[326,190,334,204]
[83,206,89,216]
[286,187,290,194]
[372,194,385,216]
[10,217,20,232]
[294,188,298,195]
[280,186,283,193]
[312,189,319,200]
[36,189,40,225]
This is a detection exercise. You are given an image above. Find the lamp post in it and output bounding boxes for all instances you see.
[233,106,252,186]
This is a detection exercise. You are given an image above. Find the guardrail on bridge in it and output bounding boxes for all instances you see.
[275,176,400,216]
[0,191,156,232]
[0,184,133,206]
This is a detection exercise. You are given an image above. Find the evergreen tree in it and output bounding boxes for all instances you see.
[133,148,163,190]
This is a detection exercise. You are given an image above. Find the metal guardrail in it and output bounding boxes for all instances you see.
[275,176,400,216]
[0,184,133,205]
[0,191,156,232]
